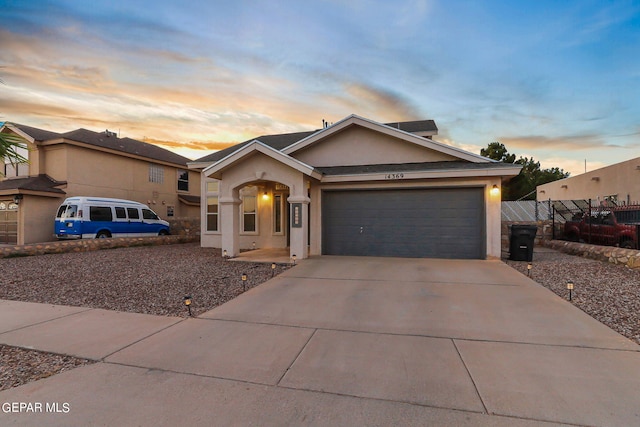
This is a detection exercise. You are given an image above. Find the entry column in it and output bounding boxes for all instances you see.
[220,195,241,258]
[288,195,309,260]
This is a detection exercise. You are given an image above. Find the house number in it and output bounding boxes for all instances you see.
[385,173,404,180]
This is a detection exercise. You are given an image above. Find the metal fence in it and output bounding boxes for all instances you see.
[550,199,640,249]
[501,200,552,222]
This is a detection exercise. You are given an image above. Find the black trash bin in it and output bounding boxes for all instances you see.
[509,225,537,261]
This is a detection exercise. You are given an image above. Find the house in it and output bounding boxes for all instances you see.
[0,124,200,244]
[189,115,521,260]
[537,157,640,205]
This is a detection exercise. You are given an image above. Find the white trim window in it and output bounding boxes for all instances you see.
[273,193,284,234]
[177,169,189,192]
[205,180,219,232]
[242,195,257,233]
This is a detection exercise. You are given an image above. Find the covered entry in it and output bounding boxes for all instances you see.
[322,188,485,259]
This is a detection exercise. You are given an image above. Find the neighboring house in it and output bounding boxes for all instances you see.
[537,157,640,205]
[0,124,200,244]
[189,115,521,260]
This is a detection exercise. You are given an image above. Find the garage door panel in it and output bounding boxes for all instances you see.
[322,188,484,259]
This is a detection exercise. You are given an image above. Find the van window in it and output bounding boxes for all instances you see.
[90,206,113,221]
[142,209,159,220]
[115,207,127,219]
[57,204,78,219]
[127,208,140,220]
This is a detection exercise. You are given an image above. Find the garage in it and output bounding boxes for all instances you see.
[322,188,485,259]
[0,200,18,244]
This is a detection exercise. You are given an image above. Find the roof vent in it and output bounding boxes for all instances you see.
[104,129,117,137]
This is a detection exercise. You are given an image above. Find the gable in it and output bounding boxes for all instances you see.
[291,125,460,167]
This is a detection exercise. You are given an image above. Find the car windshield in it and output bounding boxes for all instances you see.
[57,204,78,219]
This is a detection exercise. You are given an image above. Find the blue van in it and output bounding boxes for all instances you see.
[55,197,170,239]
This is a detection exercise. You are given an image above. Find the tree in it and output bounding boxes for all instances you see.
[480,142,516,163]
[480,143,569,201]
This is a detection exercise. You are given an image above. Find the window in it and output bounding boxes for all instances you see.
[205,180,220,232]
[56,205,78,219]
[90,206,112,222]
[273,194,283,234]
[177,170,189,192]
[142,209,159,220]
[242,195,257,233]
[149,164,164,183]
[207,196,218,231]
[2,143,29,178]
[115,207,127,219]
[127,207,140,220]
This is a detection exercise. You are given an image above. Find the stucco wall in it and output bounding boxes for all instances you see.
[537,156,640,204]
[293,126,457,167]
[20,196,62,244]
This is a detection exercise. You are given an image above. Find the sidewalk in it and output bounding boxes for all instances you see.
[1,257,640,426]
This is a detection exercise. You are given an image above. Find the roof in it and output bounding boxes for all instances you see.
[316,161,517,176]
[60,129,191,166]
[9,124,191,166]
[8,124,62,141]
[193,119,439,164]
[0,174,66,194]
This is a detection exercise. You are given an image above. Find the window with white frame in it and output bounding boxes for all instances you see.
[273,193,283,234]
[205,180,219,232]
[242,195,257,233]
[177,169,189,192]
[149,164,164,183]
[3,142,29,178]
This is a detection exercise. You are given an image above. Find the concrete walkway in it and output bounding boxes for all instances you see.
[1,257,639,426]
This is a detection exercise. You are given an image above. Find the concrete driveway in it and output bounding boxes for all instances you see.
[1,256,639,426]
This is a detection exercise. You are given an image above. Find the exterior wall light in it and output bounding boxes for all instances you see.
[13,194,23,205]
[183,295,192,316]
[490,185,500,196]
[242,273,247,291]
[567,281,574,301]
[262,192,269,200]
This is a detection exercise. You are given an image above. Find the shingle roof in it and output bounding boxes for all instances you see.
[193,119,438,164]
[11,124,63,141]
[316,161,517,176]
[61,129,191,166]
[0,174,66,194]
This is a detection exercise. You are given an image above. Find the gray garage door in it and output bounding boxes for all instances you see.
[322,188,485,259]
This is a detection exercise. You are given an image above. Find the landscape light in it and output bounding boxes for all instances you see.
[242,273,247,291]
[527,263,532,277]
[292,254,296,265]
[567,281,574,301]
[223,249,228,259]
[252,241,256,250]
[183,295,192,316]
[271,262,276,277]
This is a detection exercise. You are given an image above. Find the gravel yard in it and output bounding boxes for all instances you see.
[0,242,291,317]
[2,243,639,392]
[506,248,640,346]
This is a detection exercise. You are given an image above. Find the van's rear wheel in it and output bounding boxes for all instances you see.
[158,230,169,236]
[96,231,111,239]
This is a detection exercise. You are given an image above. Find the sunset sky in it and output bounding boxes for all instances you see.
[1,0,639,176]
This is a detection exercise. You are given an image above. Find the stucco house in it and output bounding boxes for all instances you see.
[189,115,521,260]
[537,157,640,205]
[0,123,200,244]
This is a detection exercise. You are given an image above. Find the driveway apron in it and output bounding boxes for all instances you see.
[1,256,639,426]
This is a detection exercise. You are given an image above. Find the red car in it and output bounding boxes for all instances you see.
[564,207,640,249]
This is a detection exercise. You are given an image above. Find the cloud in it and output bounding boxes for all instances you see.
[498,134,630,151]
